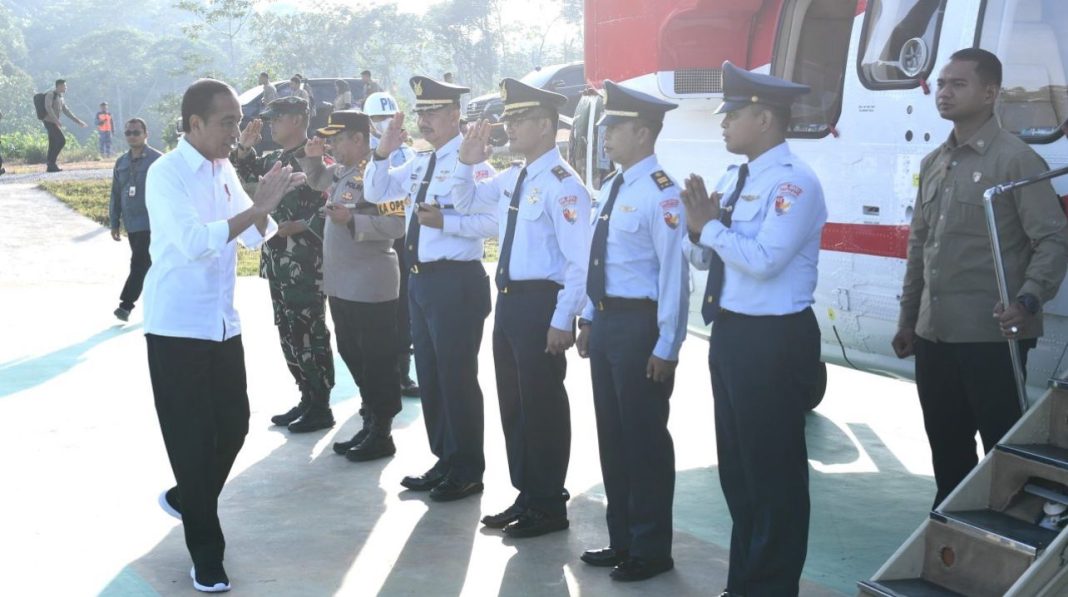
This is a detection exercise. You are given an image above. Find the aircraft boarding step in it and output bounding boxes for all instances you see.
[859,387,1068,596]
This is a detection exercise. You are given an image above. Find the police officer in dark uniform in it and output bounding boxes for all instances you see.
[681,62,827,596]
[233,96,336,434]
[364,76,497,502]
[453,78,592,537]
[575,81,688,582]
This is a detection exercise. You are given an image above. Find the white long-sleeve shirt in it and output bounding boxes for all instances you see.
[143,137,277,341]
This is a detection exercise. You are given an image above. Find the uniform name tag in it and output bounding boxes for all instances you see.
[128,186,136,197]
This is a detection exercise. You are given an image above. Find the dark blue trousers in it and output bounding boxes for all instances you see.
[589,306,675,559]
[493,287,570,517]
[408,261,491,482]
[709,308,819,597]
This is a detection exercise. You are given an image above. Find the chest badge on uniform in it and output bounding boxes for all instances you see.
[342,191,354,202]
[526,188,540,204]
[774,195,793,216]
[663,212,679,229]
[620,205,637,213]
[563,208,577,224]
[973,172,982,183]
[740,194,759,202]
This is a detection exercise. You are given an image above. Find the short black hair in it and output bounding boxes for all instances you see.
[259,72,269,78]
[527,106,559,133]
[636,118,663,142]
[751,103,791,134]
[335,79,349,91]
[180,78,236,133]
[361,70,372,77]
[126,117,147,132]
[950,48,1003,87]
[55,79,66,87]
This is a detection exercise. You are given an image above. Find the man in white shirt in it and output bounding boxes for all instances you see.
[143,78,303,594]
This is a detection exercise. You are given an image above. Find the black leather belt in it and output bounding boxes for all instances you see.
[595,297,657,311]
[410,260,480,274]
[499,280,563,294]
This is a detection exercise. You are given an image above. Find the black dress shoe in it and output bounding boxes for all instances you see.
[287,405,334,433]
[429,477,484,502]
[346,429,396,462]
[481,503,525,529]
[503,510,569,538]
[332,412,374,454]
[610,556,675,582]
[400,468,447,491]
[400,376,420,398]
[580,547,628,567]
[271,404,305,427]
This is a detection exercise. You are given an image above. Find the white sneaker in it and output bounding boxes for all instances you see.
[190,565,231,593]
[158,488,182,520]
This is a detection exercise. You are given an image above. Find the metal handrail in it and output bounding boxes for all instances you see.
[983,164,1068,414]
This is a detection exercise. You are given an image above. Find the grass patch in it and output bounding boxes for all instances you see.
[39,178,262,276]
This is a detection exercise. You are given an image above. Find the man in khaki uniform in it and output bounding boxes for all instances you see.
[893,48,1068,506]
[43,79,87,172]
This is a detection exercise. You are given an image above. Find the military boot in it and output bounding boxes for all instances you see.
[287,394,334,433]
[346,417,396,462]
[399,352,419,398]
[271,392,308,427]
[333,409,374,454]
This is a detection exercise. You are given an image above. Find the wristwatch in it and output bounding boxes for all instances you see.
[1017,293,1040,315]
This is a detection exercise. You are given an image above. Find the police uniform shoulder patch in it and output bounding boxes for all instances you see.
[651,170,674,191]
[551,165,572,181]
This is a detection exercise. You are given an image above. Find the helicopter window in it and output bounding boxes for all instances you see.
[772,0,858,137]
[858,0,947,89]
[978,0,1068,143]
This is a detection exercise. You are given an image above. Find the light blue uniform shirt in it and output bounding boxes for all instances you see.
[364,134,497,262]
[684,142,827,316]
[581,154,689,361]
[452,147,592,331]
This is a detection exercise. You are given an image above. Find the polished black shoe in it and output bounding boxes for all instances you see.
[429,477,484,502]
[346,429,396,462]
[271,404,305,427]
[503,510,569,538]
[581,547,629,567]
[481,503,525,529]
[287,405,334,433]
[46,165,62,173]
[158,487,182,520]
[332,412,374,454]
[400,468,447,491]
[191,563,230,593]
[113,306,131,322]
[400,375,420,398]
[610,556,674,582]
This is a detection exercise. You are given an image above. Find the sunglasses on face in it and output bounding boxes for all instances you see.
[124,129,144,137]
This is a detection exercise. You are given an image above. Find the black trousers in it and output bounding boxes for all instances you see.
[44,122,65,166]
[394,237,413,361]
[146,333,250,568]
[119,231,151,311]
[329,296,402,420]
[709,308,819,597]
[589,306,675,559]
[493,287,570,517]
[408,261,491,482]
[914,336,1034,506]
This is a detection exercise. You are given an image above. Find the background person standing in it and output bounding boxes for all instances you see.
[96,102,114,158]
[42,79,87,172]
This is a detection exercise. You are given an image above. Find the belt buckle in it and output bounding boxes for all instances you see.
[597,301,604,311]
[501,286,509,294]
[411,264,420,274]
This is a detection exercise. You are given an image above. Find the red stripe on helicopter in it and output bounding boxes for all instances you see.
[821,223,910,259]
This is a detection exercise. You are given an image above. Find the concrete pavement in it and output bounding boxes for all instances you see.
[0,182,937,596]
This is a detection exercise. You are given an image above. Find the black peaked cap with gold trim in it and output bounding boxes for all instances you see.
[410,75,469,112]
[316,110,369,137]
[715,61,810,115]
[499,77,567,121]
[596,80,678,127]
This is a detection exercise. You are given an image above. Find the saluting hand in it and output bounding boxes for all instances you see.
[304,136,328,158]
[459,119,492,165]
[546,326,575,355]
[239,119,263,152]
[680,174,720,239]
[376,112,408,157]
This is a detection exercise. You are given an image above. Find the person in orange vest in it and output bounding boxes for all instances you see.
[96,102,114,158]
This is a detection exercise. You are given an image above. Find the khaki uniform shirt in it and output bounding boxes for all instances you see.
[44,90,77,125]
[900,116,1068,342]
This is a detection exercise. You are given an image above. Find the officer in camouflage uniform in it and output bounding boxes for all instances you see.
[232,96,336,433]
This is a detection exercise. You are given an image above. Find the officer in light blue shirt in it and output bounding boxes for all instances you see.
[680,61,827,597]
[364,75,497,503]
[574,80,688,583]
[452,77,591,538]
